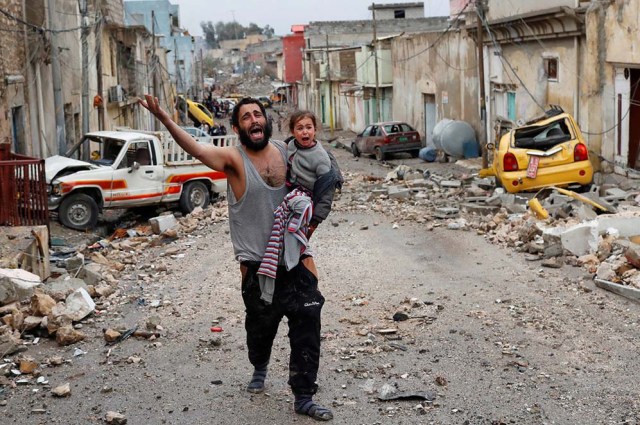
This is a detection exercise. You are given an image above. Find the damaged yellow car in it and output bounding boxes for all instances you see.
[481,108,593,193]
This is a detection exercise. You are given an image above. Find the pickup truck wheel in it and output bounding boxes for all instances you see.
[180,181,210,214]
[59,193,99,230]
[375,147,386,161]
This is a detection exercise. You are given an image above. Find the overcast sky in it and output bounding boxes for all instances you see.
[173,0,450,37]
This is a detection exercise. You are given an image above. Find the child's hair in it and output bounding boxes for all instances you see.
[288,110,317,133]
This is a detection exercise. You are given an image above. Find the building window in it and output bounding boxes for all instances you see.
[394,10,406,19]
[544,58,558,81]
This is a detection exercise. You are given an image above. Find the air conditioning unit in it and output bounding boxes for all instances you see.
[108,85,125,103]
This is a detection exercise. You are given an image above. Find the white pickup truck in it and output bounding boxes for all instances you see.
[45,130,237,230]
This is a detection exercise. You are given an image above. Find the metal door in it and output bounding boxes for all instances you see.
[423,94,436,146]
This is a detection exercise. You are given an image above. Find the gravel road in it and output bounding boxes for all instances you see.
[3,131,640,425]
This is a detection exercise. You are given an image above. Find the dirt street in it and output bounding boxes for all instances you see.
[3,129,640,425]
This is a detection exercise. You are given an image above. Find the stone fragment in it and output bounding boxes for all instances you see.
[149,214,179,234]
[79,264,103,286]
[64,288,95,321]
[624,243,640,269]
[541,257,563,268]
[51,382,71,397]
[31,292,57,316]
[22,315,43,331]
[596,262,617,281]
[47,303,73,334]
[0,268,42,305]
[105,411,127,424]
[19,357,39,374]
[104,329,121,343]
[55,325,86,346]
[95,284,116,298]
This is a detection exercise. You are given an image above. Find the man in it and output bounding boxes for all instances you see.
[138,95,334,421]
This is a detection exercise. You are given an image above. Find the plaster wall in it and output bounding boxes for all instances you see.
[485,0,577,21]
[391,30,479,141]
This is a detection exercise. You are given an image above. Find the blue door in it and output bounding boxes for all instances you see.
[507,92,516,122]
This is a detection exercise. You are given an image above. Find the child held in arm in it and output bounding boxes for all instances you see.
[257,110,342,305]
[286,110,342,239]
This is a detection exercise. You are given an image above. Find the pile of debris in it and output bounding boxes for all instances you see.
[0,205,227,397]
[337,164,640,299]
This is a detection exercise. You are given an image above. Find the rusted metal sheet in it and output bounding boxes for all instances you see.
[0,144,49,227]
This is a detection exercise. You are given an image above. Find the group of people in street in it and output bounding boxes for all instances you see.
[139,93,342,421]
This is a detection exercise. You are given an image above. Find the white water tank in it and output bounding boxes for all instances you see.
[432,119,479,159]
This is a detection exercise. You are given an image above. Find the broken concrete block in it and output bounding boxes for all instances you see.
[604,187,628,200]
[440,180,462,188]
[624,243,640,269]
[434,207,459,219]
[573,204,598,221]
[560,222,599,256]
[542,229,565,258]
[44,277,89,302]
[596,216,640,238]
[387,187,411,200]
[0,268,42,305]
[64,288,95,321]
[149,214,179,234]
[79,263,102,286]
[64,255,84,274]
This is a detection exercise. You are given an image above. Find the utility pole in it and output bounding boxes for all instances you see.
[48,0,67,154]
[80,0,89,154]
[325,34,334,135]
[151,10,159,130]
[476,0,488,168]
[372,3,381,122]
[96,12,105,130]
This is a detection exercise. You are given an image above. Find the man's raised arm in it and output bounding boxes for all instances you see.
[138,95,233,172]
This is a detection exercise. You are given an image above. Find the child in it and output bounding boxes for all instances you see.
[257,110,342,304]
[286,110,342,238]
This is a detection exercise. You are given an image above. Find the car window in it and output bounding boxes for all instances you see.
[399,123,414,132]
[119,141,153,169]
[362,126,373,137]
[371,126,379,136]
[513,118,572,150]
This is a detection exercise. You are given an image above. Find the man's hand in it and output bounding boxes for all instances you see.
[138,95,171,123]
[306,222,318,240]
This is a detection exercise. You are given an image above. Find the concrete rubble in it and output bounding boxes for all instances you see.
[0,208,229,399]
[335,163,640,295]
[2,154,640,410]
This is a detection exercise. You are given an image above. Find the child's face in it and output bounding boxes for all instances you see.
[293,117,316,147]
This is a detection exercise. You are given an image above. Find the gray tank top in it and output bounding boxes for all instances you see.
[227,141,289,262]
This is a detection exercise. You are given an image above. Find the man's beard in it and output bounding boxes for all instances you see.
[238,122,272,151]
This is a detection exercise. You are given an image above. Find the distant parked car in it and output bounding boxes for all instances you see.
[352,121,422,161]
[481,107,593,193]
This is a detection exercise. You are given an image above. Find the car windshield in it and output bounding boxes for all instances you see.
[513,118,572,150]
[65,136,124,166]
